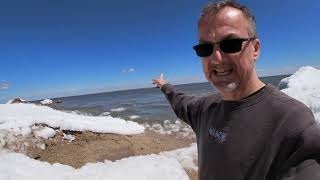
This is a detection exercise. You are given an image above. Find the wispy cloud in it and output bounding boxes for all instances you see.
[122,68,135,73]
[0,80,10,90]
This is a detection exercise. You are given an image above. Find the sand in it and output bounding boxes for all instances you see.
[25,129,198,179]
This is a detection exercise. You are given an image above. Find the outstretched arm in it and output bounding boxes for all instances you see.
[152,73,203,132]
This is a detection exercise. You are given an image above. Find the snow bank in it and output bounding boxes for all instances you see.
[161,143,198,171]
[0,102,197,180]
[5,100,13,104]
[0,146,195,180]
[0,103,145,136]
[280,66,320,122]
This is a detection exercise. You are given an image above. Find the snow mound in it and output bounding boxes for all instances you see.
[0,147,193,180]
[281,66,320,122]
[0,104,145,136]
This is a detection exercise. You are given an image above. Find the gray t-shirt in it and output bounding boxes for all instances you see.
[161,83,320,180]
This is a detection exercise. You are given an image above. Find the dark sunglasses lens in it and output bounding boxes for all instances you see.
[220,39,243,53]
[193,44,213,57]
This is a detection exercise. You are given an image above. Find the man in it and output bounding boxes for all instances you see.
[153,1,320,180]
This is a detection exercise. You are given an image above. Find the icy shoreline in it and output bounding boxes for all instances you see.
[0,66,319,180]
[0,102,198,180]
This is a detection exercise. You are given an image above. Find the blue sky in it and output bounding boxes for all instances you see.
[0,0,319,103]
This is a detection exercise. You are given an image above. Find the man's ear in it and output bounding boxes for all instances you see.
[252,39,260,61]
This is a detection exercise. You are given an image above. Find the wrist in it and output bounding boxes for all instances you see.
[160,83,168,90]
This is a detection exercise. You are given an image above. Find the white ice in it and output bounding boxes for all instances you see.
[40,99,53,105]
[99,112,110,116]
[33,127,56,139]
[281,66,320,122]
[144,120,195,139]
[0,103,195,180]
[63,133,76,142]
[110,107,126,112]
[0,103,145,136]
[0,149,192,180]
[129,115,140,120]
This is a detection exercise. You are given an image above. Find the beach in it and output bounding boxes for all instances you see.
[0,67,319,180]
[0,103,198,180]
[26,129,197,179]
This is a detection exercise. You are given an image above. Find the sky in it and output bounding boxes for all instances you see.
[0,0,319,103]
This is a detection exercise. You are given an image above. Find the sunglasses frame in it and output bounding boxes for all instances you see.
[193,37,256,57]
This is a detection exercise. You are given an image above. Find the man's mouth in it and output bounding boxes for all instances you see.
[213,68,233,76]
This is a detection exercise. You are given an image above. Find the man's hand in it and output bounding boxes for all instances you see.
[152,73,167,89]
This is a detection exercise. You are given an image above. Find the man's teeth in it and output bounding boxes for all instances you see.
[214,69,232,75]
[216,69,228,73]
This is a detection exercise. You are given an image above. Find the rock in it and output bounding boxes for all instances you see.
[8,98,29,104]
[54,99,63,104]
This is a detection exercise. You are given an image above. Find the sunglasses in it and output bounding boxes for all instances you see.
[193,37,255,57]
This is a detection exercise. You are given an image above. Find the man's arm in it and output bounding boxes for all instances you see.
[280,122,320,180]
[275,107,320,180]
[153,73,203,131]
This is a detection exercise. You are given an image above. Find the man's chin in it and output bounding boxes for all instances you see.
[224,82,238,92]
[210,81,238,93]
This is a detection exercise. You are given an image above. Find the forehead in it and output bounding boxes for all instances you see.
[198,7,250,41]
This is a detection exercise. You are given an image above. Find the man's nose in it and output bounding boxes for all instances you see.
[209,48,223,64]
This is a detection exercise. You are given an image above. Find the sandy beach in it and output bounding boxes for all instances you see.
[24,129,198,179]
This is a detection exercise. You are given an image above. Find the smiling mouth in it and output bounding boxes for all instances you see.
[213,68,233,76]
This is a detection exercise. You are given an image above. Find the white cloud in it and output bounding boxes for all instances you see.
[128,68,135,72]
[122,68,135,73]
[0,80,10,90]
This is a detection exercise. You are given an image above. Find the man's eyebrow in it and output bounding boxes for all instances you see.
[199,39,211,44]
[219,34,241,41]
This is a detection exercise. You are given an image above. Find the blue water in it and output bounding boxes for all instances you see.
[41,75,289,123]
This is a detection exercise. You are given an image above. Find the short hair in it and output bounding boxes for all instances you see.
[199,0,257,38]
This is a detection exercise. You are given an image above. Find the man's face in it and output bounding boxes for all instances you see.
[198,7,260,94]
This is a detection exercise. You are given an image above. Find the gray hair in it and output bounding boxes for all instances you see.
[199,0,257,38]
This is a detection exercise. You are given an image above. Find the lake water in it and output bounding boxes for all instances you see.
[42,75,290,124]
